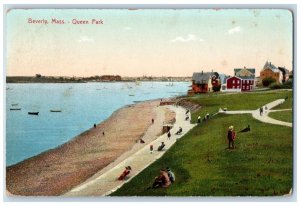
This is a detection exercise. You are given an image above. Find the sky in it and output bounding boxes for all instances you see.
[6,9,293,77]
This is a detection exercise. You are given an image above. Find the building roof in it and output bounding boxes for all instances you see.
[234,68,256,76]
[192,72,212,84]
[262,61,280,73]
[278,67,289,75]
[226,76,242,80]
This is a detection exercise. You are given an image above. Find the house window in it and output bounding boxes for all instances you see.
[237,80,240,84]
[233,80,235,84]
[247,86,249,89]
[243,86,245,89]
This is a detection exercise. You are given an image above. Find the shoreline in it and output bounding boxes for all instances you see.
[6,98,176,196]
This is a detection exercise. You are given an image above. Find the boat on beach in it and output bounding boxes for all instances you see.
[28,112,39,115]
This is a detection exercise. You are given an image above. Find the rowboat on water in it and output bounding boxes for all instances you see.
[11,103,18,106]
[10,108,21,111]
[28,112,39,115]
[50,110,62,112]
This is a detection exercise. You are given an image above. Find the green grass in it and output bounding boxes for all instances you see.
[271,91,293,110]
[268,111,293,123]
[188,90,292,123]
[111,90,293,196]
[112,117,292,196]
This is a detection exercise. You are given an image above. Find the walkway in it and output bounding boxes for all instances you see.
[220,99,292,127]
[64,105,195,196]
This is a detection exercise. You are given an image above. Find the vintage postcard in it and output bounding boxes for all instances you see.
[5,7,293,198]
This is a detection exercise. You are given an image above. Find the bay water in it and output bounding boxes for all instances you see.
[6,82,190,166]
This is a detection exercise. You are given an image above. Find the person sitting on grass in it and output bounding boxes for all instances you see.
[166,167,175,183]
[175,127,182,135]
[117,166,132,181]
[158,142,166,151]
[197,116,201,124]
[151,169,171,189]
[238,125,250,133]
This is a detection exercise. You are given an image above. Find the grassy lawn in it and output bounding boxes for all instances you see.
[112,90,293,196]
[268,111,293,123]
[188,90,292,123]
[271,91,293,110]
[111,114,292,196]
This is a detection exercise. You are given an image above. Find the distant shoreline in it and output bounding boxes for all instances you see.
[6,76,192,83]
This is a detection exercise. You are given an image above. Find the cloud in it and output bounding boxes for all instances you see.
[77,36,94,43]
[170,34,204,43]
[226,26,241,35]
[124,26,132,30]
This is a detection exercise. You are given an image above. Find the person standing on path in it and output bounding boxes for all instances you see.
[227,126,236,149]
[167,131,171,140]
[150,145,154,154]
[259,107,263,116]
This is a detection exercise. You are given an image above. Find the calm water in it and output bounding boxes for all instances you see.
[6,82,190,166]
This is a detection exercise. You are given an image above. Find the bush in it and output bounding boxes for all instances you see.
[262,77,276,87]
[212,85,221,92]
[270,79,293,89]
[269,83,281,89]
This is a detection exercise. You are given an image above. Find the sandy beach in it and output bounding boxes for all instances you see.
[6,99,176,196]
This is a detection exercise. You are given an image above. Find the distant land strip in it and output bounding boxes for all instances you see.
[6,75,192,83]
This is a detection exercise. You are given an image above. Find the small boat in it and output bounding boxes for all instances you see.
[50,110,62,112]
[129,94,135,96]
[28,112,39,115]
[133,101,142,103]
[10,108,21,111]
[11,103,18,106]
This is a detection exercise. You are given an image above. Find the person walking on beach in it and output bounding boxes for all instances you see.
[102,131,105,136]
[152,118,154,124]
[227,126,236,149]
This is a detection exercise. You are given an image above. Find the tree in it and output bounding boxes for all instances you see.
[35,74,42,78]
[262,77,276,87]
